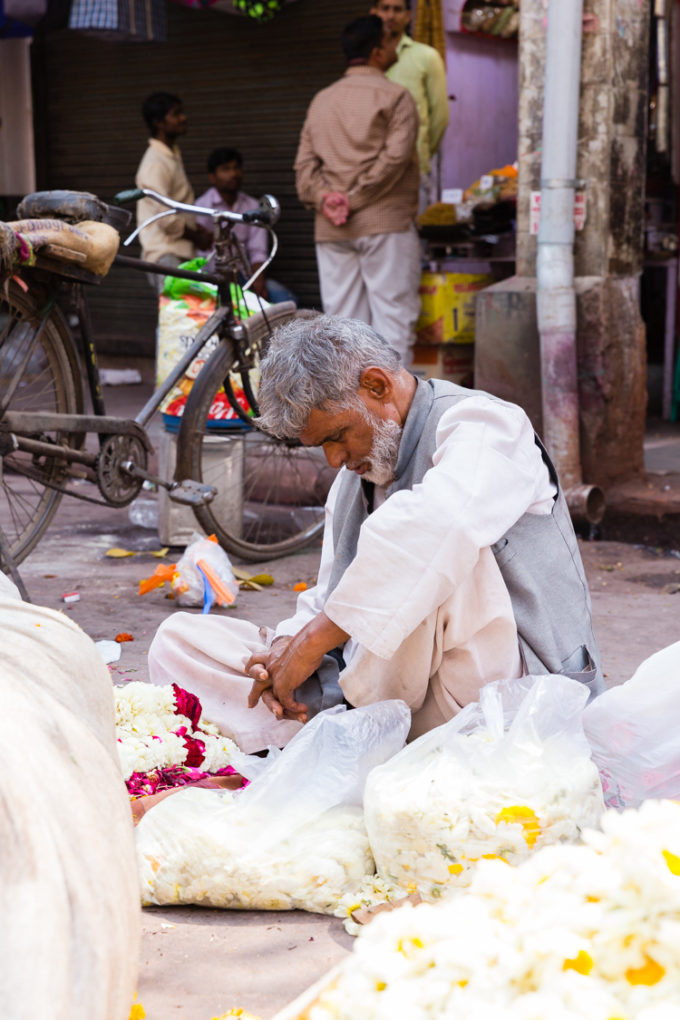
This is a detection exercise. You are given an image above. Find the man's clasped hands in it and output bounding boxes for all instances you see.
[247,612,349,723]
[320,191,350,227]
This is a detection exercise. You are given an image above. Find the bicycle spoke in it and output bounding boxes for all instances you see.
[0,282,77,563]
[176,313,332,561]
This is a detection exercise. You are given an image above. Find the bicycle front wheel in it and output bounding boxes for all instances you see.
[176,309,334,562]
[0,282,79,564]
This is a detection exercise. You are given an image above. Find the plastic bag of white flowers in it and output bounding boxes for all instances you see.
[363,674,604,899]
[584,640,680,809]
[136,700,411,912]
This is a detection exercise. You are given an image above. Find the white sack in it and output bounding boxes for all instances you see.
[0,595,140,1020]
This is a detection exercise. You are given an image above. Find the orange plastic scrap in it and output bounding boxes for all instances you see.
[138,562,177,596]
[196,558,236,606]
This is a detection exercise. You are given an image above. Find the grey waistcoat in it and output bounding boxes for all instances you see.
[326,377,604,697]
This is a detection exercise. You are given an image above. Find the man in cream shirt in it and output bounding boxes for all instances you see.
[135,92,212,292]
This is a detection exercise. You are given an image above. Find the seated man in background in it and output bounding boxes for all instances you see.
[195,146,296,305]
[148,315,603,754]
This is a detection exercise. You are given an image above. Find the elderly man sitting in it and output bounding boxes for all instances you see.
[148,315,603,752]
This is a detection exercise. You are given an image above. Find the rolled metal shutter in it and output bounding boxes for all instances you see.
[32,0,366,355]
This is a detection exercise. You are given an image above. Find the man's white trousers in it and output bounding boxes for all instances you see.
[315,226,422,367]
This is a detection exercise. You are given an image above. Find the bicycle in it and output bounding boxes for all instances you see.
[0,187,333,572]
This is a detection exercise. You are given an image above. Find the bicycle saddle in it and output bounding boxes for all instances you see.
[16,190,132,232]
[9,218,120,277]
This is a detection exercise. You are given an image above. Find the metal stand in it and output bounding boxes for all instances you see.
[0,528,31,602]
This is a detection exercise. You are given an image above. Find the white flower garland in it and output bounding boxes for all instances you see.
[114,681,238,781]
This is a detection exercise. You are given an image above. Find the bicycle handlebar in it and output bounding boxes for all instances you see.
[114,188,145,205]
[117,187,281,243]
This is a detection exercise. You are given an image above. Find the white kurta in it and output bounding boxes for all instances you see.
[148,393,556,751]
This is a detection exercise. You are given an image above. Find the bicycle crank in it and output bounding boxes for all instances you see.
[121,459,216,507]
[96,435,147,506]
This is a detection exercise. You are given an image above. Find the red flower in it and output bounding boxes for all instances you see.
[172,683,203,729]
[181,734,206,767]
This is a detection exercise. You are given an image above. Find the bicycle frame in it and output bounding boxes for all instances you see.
[2,186,328,575]
[5,200,279,479]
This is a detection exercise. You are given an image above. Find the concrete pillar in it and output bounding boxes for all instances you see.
[476,0,649,488]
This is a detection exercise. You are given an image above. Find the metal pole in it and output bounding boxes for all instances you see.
[536,0,584,492]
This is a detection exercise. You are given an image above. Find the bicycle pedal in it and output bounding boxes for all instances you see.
[169,480,217,506]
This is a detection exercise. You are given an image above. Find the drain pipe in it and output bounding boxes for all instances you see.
[536,0,605,525]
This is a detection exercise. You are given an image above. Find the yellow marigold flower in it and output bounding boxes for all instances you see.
[129,1003,145,1020]
[448,863,464,875]
[625,956,666,986]
[563,950,593,975]
[662,848,680,875]
[495,805,541,847]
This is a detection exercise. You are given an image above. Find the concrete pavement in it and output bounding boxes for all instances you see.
[7,369,680,1018]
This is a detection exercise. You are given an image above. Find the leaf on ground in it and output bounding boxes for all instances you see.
[149,547,170,558]
[106,547,136,558]
[248,573,274,586]
[233,569,274,591]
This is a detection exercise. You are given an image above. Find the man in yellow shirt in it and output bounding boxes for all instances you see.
[371,0,449,209]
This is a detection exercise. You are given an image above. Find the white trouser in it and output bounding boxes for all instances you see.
[147,550,521,753]
[315,226,422,368]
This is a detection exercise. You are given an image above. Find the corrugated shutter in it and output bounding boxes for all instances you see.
[32,0,367,355]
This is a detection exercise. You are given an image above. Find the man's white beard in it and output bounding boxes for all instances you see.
[363,416,403,486]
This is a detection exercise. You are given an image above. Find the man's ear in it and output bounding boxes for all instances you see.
[359,366,392,400]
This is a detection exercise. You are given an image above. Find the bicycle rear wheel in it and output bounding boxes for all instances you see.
[176,308,335,562]
[0,282,79,564]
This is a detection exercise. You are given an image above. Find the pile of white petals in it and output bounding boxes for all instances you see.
[136,788,374,912]
[304,799,680,1020]
[114,681,238,781]
[364,727,604,898]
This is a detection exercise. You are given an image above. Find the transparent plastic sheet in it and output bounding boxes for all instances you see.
[583,640,680,809]
[136,701,411,911]
[364,675,604,899]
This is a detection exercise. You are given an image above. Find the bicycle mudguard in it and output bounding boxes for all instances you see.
[16,191,131,232]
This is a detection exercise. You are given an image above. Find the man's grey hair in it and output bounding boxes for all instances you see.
[256,314,401,438]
